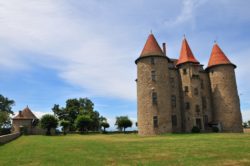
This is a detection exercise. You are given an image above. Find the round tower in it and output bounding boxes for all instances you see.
[135,34,172,135]
[207,43,243,132]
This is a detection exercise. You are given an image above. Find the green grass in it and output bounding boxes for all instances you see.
[0,133,250,166]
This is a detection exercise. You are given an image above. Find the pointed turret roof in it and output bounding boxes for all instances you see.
[176,38,199,66]
[13,106,38,120]
[207,43,236,69]
[140,34,164,57]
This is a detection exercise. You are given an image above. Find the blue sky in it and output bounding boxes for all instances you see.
[0,0,250,130]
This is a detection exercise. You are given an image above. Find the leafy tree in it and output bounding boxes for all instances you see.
[0,94,15,129]
[52,98,101,131]
[243,122,248,128]
[40,114,58,135]
[101,122,110,132]
[248,120,250,127]
[75,115,92,133]
[60,120,70,135]
[115,116,133,133]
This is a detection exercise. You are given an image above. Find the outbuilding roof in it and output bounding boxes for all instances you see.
[13,106,38,120]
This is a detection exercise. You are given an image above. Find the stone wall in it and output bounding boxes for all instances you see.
[208,65,243,132]
[0,132,20,144]
[137,56,172,135]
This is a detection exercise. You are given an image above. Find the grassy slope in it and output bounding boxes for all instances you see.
[0,133,250,166]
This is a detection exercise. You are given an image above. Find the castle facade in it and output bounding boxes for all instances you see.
[135,34,243,135]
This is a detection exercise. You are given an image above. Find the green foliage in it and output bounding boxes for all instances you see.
[52,98,103,131]
[243,122,248,128]
[191,126,200,133]
[1,134,250,165]
[248,120,250,127]
[0,127,11,135]
[19,126,28,135]
[100,122,110,132]
[0,94,15,129]
[115,116,133,133]
[75,115,92,133]
[212,126,219,132]
[40,114,58,135]
[60,120,70,135]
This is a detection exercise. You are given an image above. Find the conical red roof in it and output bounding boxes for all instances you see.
[176,38,199,66]
[207,43,235,68]
[140,34,164,57]
[13,106,38,120]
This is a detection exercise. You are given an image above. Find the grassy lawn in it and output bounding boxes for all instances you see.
[0,133,250,166]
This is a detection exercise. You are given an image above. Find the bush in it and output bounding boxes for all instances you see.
[212,126,219,133]
[0,128,11,135]
[191,126,200,133]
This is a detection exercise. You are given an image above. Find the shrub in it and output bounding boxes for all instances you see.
[212,126,219,133]
[191,126,200,133]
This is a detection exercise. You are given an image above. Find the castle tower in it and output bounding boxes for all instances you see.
[176,38,205,132]
[207,43,243,132]
[135,34,172,135]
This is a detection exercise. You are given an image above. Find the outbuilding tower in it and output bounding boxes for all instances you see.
[207,43,243,132]
[135,34,172,135]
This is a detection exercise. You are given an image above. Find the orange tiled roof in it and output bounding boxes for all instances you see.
[13,106,38,120]
[140,34,164,57]
[207,43,235,68]
[176,38,199,66]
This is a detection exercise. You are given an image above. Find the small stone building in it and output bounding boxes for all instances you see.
[135,33,243,135]
[12,106,40,134]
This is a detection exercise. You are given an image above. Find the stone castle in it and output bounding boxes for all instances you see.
[135,33,243,135]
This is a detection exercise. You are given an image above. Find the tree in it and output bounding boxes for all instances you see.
[75,115,92,133]
[0,94,15,129]
[115,116,133,133]
[243,122,248,128]
[60,120,70,135]
[52,98,101,131]
[40,114,58,135]
[101,122,110,132]
[248,120,250,127]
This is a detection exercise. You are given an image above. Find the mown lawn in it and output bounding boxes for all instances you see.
[0,133,250,166]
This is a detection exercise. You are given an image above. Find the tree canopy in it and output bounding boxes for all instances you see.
[115,116,133,133]
[75,115,92,133]
[0,94,15,129]
[40,114,58,135]
[52,98,105,132]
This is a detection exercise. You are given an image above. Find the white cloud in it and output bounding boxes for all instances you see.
[242,110,250,122]
[0,0,137,100]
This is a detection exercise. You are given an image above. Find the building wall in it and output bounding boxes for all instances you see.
[137,56,172,135]
[12,119,33,133]
[208,65,243,132]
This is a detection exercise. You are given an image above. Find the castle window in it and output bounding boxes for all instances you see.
[194,88,199,95]
[185,102,190,110]
[203,115,208,127]
[196,105,200,114]
[171,115,177,127]
[151,57,155,65]
[170,77,175,88]
[171,95,176,108]
[183,69,187,75]
[152,92,157,105]
[153,116,158,128]
[151,71,156,81]
[201,80,204,89]
[202,97,207,109]
[184,86,189,94]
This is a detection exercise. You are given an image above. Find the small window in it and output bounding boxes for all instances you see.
[194,88,198,95]
[172,115,177,127]
[151,57,155,65]
[152,92,157,105]
[184,86,189,94]
[183,69,187,75]
[151,71,156,81]
[185,102,190,110]
[153,116,158,128]
[202,97,207,109]
[196,105,200,113]
[170,77,175,88]
[171,95,176,108]
[201,80,204,89]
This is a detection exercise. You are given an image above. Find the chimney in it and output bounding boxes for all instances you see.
[19,111,22,117]
[162,43,166,56]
